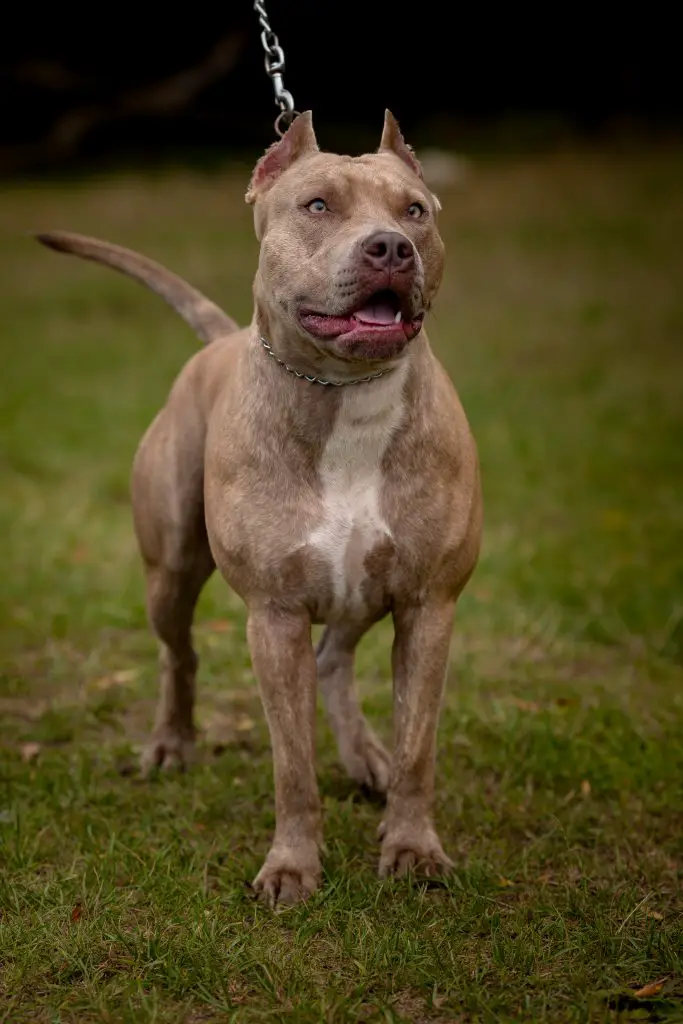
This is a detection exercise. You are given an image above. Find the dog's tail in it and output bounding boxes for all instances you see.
[35,231,239,345]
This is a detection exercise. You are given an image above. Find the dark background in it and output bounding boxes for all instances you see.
[1,3,681,174]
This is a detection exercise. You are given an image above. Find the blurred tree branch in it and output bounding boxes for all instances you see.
[0,33,245,175]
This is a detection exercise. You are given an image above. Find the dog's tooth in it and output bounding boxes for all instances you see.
[394,311,402,323]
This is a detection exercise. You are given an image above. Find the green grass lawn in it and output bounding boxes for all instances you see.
[1,145,682,1022]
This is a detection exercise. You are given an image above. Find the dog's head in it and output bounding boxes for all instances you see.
[246,111,444,364]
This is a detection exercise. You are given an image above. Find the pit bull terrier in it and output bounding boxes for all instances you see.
[36,111,482,906]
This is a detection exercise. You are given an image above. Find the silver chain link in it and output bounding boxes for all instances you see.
[260,337,390,386]
[253,0,298,136]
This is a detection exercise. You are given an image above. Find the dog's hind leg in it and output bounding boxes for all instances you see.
[140,549,214,771]
[132,401,215,772]
[316,624,391,795]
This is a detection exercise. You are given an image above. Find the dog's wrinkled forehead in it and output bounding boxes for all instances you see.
[281,154,430,213]
[246,110,439,232]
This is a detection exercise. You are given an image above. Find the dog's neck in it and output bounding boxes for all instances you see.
[258,336,391,387]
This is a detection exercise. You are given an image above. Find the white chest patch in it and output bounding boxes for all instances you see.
[307,365,406,617]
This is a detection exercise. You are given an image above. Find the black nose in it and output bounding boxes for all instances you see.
[362,231,415,273]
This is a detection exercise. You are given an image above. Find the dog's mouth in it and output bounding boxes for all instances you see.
[298,289,425,346]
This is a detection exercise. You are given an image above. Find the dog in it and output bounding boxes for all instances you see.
[36,111,482,906]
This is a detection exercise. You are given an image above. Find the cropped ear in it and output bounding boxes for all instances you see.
[378,109,423,179]
[246,112,319,204]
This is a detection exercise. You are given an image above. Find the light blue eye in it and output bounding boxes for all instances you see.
[407,202,426,219]
[306,198,328,213]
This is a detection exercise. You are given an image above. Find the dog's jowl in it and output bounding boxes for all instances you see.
[37,110,482,906]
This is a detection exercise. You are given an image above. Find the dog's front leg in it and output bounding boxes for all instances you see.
[247,605,321,906]
[379,599,456,878]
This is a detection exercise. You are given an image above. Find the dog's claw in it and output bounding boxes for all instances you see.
[252,845,320,907]
[343,726,391,795]
[378,823,454,879]
[140,730,195,775]
[253,871,311,908]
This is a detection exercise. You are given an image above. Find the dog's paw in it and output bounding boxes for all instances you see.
[252,844,321,907]
[140,729,195,774]
[377,821,454,879]
[340,725,391,795]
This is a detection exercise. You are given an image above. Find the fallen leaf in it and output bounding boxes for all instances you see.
[112,668,138,684]
[580,779,591,797]
[94,668,138,690]
[20,742,41,763]
[647,910,664,921]
[453,733,472,747]
[431,989,446,1009]
[204,619,233,633]
[71,903,83,923]
[497,876,515,887]
[510,698,540,713]
[633,978,667,998]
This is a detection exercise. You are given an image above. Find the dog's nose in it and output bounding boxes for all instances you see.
[362,231,415,273]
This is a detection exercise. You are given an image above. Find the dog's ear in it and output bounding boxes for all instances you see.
[246,112,319,204]
[378,110,423,180]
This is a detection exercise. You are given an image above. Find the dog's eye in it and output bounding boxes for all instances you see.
[306,198,328,213]
[407,202,426,219]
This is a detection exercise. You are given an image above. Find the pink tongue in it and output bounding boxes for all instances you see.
[353,299,397,325]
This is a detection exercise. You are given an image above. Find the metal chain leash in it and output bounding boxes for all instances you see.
[253,0,298,136]
[252,6,386,384]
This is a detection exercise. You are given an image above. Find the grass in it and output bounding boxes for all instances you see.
[1,144,682,1022]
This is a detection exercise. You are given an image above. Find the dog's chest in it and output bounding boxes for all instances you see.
[307,373,405,619]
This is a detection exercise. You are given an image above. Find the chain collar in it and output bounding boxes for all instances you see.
[259,337,390,386]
